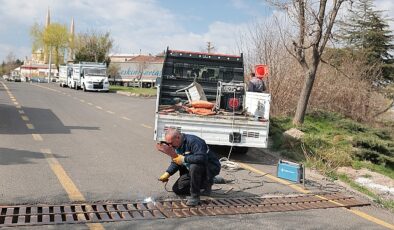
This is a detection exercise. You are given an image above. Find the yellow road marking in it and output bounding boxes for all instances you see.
[41,148,84,201]
[95,106,103,110]
[18,110,25,114]
[32,134,43,141]
[239,163,394,229]
[41,149,105,230]
[26,123,34,129]
[121,116,130,121]
[16,105,21,109]
[11,98,16,101]
[350,209,394,230]
[21,115,29,121]
[13,102,19,105]
[106,110,114,114]
[141,124,152,129]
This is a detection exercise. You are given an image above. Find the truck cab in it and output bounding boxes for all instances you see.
[71,62,109,92]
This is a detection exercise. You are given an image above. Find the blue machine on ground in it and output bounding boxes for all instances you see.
[277,160,304,184]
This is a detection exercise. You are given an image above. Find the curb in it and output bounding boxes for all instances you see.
[115,90,156,98]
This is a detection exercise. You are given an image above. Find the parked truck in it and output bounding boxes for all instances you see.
[59,64,73,87]
[154,49,271,153]
[71,62,109,92]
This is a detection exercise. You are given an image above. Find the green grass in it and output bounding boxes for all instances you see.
[270,110,394,178]
[109,85,157,96]
[337,173,394,212]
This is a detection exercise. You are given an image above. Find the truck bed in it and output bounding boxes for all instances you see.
[155,113,269,148]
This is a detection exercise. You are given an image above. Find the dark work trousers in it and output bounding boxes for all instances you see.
[172,164,209,197]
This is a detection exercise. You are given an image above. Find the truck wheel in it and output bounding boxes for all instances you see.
[74,83,78,90]
[83,84,86,92]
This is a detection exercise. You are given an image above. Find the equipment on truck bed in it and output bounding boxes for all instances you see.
[215,81,245,112]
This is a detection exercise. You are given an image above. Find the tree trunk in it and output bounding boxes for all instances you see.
[292,65,318,125]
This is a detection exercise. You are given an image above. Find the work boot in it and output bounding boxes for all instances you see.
[200,185,212,196]
[186,195,201,206]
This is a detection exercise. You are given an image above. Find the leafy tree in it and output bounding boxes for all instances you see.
[30,23,69,69]
[43,23,69,69]
[338,0,394,80]
[74,31,113,65]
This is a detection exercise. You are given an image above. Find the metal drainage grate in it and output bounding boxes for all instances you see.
[0,193,369,227]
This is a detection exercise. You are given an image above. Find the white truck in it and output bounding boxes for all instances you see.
[154,49,271,153]
[59,64,73,87]
[71,62,109,92]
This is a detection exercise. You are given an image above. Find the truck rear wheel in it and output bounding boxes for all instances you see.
[83,84,86,92]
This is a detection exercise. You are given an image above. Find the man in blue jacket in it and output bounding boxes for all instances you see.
[156,128,221,206]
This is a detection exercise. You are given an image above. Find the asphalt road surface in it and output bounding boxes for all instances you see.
[0,80,393,230]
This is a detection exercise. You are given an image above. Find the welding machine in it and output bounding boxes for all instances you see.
[277,160,304,183]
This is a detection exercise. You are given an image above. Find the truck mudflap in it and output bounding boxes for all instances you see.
[154,114,269,148]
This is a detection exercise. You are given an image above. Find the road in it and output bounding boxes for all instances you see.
[0,80,393,229]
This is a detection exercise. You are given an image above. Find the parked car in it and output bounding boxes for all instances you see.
[2,75,9,80]
[14,75,21,82]
[30,77,48,83]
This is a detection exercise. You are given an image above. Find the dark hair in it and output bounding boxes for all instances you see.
[250,72,255,77]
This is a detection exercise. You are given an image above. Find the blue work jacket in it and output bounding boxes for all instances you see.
[166,134,221,178]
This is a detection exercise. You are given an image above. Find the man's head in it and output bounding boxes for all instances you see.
[165,128,183,148]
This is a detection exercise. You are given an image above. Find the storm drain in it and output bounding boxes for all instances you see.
[0,193,369,227]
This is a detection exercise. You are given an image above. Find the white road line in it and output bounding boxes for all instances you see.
[87,102,93,106]
[141,124,153,129]
[21,115,29,121]
[32,134,43,141]
[18,110,24,114]
[95,106,103,110]
[80,99,85,103]
[106,110,114,114]
[121,116,130,121]
[26,123,35,129]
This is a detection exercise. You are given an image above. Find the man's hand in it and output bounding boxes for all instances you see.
[158,172,170,182]
[156,143,177,158]
[172,154,185,165]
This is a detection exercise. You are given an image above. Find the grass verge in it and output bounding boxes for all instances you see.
[109,85,157,96]
[269,110,394,179]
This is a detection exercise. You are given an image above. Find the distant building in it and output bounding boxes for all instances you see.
[109,54,165,88]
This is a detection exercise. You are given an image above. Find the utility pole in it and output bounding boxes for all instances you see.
[48,47,52,83]
[207,42,215,53]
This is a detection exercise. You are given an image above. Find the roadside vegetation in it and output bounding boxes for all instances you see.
[109,85,156,96]
[238,0,393,210]
[269,111,394,210]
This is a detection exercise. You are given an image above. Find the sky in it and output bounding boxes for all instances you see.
[0,0,392,62]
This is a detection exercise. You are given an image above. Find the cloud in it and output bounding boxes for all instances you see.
[374,0,394,29]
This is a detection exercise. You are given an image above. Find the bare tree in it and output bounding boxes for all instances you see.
[136,61,148,88]
[271,0,348,125]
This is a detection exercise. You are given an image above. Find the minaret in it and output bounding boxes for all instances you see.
[45,7,51,28]
[68,18,75,62]
[44,7,51,63]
